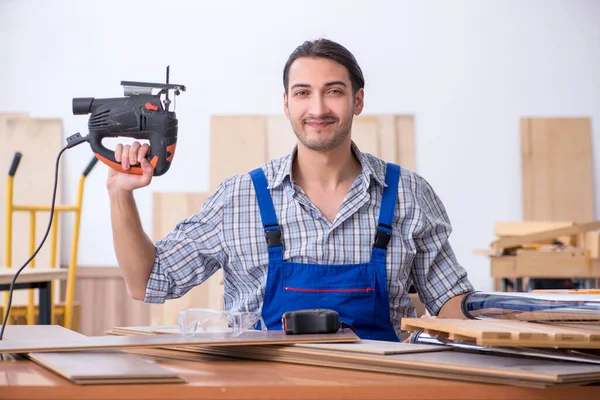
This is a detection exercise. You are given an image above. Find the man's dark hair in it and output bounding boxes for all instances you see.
[283,38,365,94]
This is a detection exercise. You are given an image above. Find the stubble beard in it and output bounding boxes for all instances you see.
[291,114,354,152]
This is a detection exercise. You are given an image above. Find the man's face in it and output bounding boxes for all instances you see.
[284,57,364,152]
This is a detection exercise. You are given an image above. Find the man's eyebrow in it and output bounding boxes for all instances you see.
[324,81,347,87]
[290,81,348,90]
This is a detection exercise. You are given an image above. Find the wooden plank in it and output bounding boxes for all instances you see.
[491,256,600,279]
[151,192,222,327]
[400,318,600,348]
[3,325,185,384]
[292,340,449,355]
[490,220,600,252]
[376,115,396,163]
[585,231,600,259]
[351,116,379,157]
[201,344,600,387]
[521,118,595,223]
[0,330,358,354]
[514,249,591,277]
[494,221,575,237]
[29,351,185,384]
[2,324,81,341]
[396,115,416,171]
[266,115,297,160]
[210,116,267,191]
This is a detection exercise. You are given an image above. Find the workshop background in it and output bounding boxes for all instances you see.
[1,0,599,334]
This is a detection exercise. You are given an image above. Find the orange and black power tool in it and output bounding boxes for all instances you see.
[72,67,186,176]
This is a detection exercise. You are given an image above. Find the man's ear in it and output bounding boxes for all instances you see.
[283,92,290,119]
[354,88,364,116]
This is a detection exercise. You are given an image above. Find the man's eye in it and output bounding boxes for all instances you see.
[328,89,342,95]
[295,91,307,96]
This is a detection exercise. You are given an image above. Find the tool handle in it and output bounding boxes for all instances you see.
[88,134,160,176]
[82,156,99,177]
[8,152,22,176]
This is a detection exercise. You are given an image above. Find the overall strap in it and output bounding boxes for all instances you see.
[373,163,401,251]
[249,168,283,253]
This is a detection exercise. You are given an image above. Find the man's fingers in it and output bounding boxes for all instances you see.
[114,144,123,163]
[130,142,141,165]
[139,157,154,185]
[138,143,150,162]
[121,145,131,170]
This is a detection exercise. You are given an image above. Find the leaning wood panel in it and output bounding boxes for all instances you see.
[151,192,222,327]
[521,118,595,223]
[210,116,267,191]
[396,115,416,171]
[351,116,380,157]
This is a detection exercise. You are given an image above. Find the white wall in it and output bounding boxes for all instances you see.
[1,0,599,292]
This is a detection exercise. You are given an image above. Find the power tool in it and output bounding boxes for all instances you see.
[72,66,186,176]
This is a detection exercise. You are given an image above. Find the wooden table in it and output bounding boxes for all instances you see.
[1,355,599,399]
[0,269,68,324]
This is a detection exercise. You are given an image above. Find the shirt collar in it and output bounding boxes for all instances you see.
[267,141,387,190]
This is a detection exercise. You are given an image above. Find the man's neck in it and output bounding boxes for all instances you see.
[292,141,362,191]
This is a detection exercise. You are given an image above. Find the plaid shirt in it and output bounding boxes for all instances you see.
[145,143,473,337]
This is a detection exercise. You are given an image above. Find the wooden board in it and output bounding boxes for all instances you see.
[491,256,600,279]
[194,343,600,388]
[292,340,449,355]
[29,351,185,385]
[494,221,575,238]
[0,116,64,307]
[210,116,267,191]
[401,318,600,348]
[0,329,359,354]
[3,325,185,385]
[521,117,595,223]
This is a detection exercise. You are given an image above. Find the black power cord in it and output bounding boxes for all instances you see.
[0,133,89,356]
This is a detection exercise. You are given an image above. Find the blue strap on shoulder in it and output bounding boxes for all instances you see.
[374,163,400,249]
[249,168,282,248]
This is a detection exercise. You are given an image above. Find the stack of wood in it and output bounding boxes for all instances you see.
[481,220,600,291]
[98,321,600,388]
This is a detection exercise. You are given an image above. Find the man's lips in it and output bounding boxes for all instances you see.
[305,121,335,128]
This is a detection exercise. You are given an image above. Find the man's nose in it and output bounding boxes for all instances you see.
[308,95,328,117]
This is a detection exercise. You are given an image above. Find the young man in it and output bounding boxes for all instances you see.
[107,38,474,341]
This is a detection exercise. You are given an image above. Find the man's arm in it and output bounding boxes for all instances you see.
[438,293,469,318]
[109,189,155,301]
[409,175,475,317]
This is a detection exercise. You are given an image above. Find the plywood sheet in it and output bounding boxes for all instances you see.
[0,329,358,354]
[210,116,267,191]
[196,343,600,387]
[521,118,595,223]
[396,115,416,170]
[266,115,297,160]
[292,339,449,355]
[151,192,222,326]
[29,351,185,384]
[401,318,600,348]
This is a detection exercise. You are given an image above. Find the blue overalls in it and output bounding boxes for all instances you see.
[249,163,401,342]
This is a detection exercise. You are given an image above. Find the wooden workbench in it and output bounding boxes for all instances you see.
[1,355,600,399]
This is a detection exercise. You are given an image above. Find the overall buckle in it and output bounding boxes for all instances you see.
[265,224,282,248]
[373,224,392,249]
